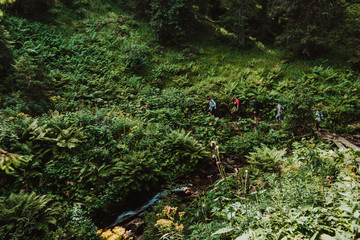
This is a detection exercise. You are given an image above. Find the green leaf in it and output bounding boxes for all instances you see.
[211,226,234,236]
[235,233,250,240]
[337,202,352,213]
[320,234,336,240]
[310,232,319,240]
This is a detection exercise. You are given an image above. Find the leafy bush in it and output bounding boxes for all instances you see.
[0,148,28,175]
[0,192,60,240]
[149,0,194,44]
[284,86,315,135]
[163,129,209,176]
[6,53,54,115]
[290,140,339,178]
[184,143,360,239]
[120,40,151,73]
[298,66,360,128]
[0,22,12,84]
[10,0,55,21]
[0,148,29,185]
[59,205,98,240]
[142,108,187,129]
[247,144,286,173]
[113,151,161,192]
[224,127,286,157]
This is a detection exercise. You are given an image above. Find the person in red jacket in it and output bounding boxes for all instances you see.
[233,96,240,115]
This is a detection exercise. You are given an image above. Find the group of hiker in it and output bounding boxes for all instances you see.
[206,96,325,131]
[206,96,284,123]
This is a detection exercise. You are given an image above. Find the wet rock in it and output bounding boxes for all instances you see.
[222,161,234,171]
[124,229,135,239]
[125,218,145,235]
[194,175,201,183]
[226,158,235,165]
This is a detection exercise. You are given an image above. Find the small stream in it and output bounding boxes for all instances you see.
[114,191,166,223]
[108,185,191,228]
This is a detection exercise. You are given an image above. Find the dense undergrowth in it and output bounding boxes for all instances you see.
[0,0,360,239]
[145,142,360,239]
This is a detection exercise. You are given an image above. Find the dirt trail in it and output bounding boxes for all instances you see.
[317,129,360,151]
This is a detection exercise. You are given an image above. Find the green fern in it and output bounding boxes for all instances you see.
[166,129,209,173]
[0,148,29,175]
[0,148,30,186]
[0,192,61,240]
[28,120,85,149]
[73,159,116,184]
[113,151,160,192]
[247,144,286,173]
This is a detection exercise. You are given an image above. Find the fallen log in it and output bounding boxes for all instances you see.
[338,137,360,150]
[333,140,346,150]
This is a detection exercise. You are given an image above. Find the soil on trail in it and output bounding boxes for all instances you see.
[317,128,360,150]
[179,154,247,192]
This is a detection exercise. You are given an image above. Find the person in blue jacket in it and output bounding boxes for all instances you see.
[275,101,284,123]
[207,96,216,116]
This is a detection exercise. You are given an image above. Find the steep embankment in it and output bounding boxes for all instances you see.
[1,1,360,240]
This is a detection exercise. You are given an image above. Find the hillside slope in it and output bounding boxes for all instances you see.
[0,1,360,239]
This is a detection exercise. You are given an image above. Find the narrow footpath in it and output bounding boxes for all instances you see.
[318,129,360,151]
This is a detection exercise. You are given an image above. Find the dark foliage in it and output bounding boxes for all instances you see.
[149,0,195,45]
[285,86,315,135]
[269,0,344,57]
[10,0,55,21]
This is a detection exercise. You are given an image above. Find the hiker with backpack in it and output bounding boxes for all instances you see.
[207,96,216,116]
[314,108,325,131]
[275,101,284,123]
[233,96,240,117]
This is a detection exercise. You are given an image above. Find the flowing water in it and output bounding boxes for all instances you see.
[111,185,192,227]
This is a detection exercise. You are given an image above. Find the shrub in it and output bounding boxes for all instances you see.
[0,148,29,185]
[0,192,60,240]
[142,108,187,129]
[120,40,151,73]
[224,128,285,157]
[7,54,54,115]
[0,23,12,84]
[113,151,161,192]
[162,129,209,176]
[10,0,55,21]
[61,205,98,240]
[149,0,194,45]
[285,86,315,135]
[247,144,286,173]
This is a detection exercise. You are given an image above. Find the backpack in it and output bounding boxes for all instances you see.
[208,99,217,109]
[321,110,328,118]
[211,99,217,107]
